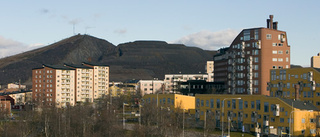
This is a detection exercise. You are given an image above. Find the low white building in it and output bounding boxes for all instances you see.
[138,80,164,96]
[164,74,210,92]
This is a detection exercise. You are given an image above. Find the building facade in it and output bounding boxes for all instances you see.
[164,74,209,93]
[138,80,164,96]
[32,64,76,107]
[214,15,290,95]
[206,61,214,82]
[32,63,109,108]
[311,53,320,68]
[82,62,109,100]
[195,94,320,136]
[269,67,320,110]
[143,94,195,111]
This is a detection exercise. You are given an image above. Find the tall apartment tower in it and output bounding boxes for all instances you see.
[82,62,109,100]
[64,64,94,102]
[206,61,214,82]
[214,15,290,95]
[32,64,76,107]
[311,53,320,68]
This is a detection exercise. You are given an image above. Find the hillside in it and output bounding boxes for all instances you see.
[0,35,215,86]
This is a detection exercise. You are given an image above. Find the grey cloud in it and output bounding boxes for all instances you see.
[0,36,45,58]
[40,9,49,14]
[69,18,82,25]
[172,29,239,50]
[114,29,127,35]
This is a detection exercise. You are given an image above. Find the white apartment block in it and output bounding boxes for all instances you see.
[164,74,209,92]
[82,63,109,100]
[55,68,76,108]
[138,80,164,96]
[64,64,93,103]
[206,61,214,82]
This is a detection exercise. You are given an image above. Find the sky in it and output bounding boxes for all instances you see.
[0,1,319,67]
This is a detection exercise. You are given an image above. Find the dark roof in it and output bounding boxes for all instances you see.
[313,68,320,73]
[64,64,92,69]
[82,62,109,67]
[43,64,74,70]
[279,98,319,111]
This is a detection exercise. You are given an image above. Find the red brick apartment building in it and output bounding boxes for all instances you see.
[214,15,290,95]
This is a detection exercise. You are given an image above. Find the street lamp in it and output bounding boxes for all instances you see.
[183,109,185,137]
[222,97,241,137]
[123,102,128,129]
[289,110,313,137]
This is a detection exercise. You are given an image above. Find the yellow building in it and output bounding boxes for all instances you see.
[195,94,320,136]
[269,67,320,109]
[311,53,320,68]
[143,94,195,112]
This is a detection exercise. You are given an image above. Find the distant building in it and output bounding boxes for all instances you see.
[32,63,109,108]
[7,83,26,89]
[214,15,290,95]
[177,80,225,95]
[164,74,209,93]
[206,61,214,82]
[32,64,76,108]
[0,95,14,114]
[109,82,137,96]
[268,67,320,110]
[311,53,320,68]
[143,94,195,112]
[138,80,164,96]
[195,94,320,136]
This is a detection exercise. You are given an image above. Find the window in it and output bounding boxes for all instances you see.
[217,99,220,108]
[272,43,277,46]
[266,34,272,39]
[201,100,204,106]
[278,58,283,62]
[227,101,231,108]
[278,50,283,54]
[273,66,277,69]
[244,101,248,108]
[239,100,243,110]
[264,102,269,112]
[254,57,259,63]
[310,129,316,134]
[206,100,209,107]
[251,101,255,109]
[254,73,259,78]
[271,117,275,122]
[272,50,277,54]
[244,30,250,41]
[256,100,260,110]
[286,50,289,54]
[210,99,214,108]
[310,119,315,123]
[302,118,305,123]
[278,43,283,46]
[272,58,277,62]
[280,118,284,123]
[232,99,236,109]
[196,99,200,107]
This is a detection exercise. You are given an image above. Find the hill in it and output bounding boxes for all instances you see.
[0,35,215,86]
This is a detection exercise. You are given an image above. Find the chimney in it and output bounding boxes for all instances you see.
[267,19,270,29]
[273,21,278,30]
[294,84,300,100]
[269,15,273,29]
